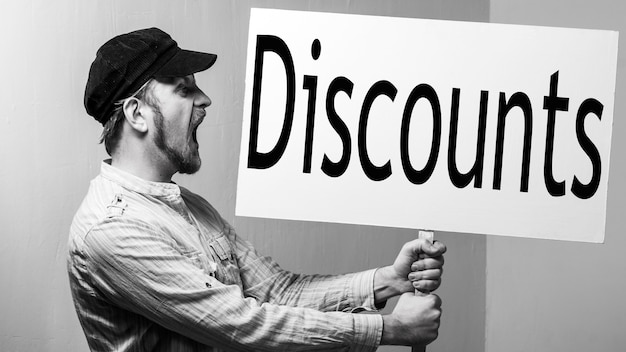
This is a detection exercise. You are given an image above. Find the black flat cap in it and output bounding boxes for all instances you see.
[84,27,217,125]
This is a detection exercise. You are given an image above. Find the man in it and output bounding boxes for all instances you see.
[68,27,446,351]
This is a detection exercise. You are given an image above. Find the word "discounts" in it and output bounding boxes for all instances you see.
[246,35,604,200]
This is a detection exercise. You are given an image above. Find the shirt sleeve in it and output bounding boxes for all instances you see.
[224,223,379,313]
[84,218,383,352]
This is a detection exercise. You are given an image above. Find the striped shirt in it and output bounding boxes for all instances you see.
[67,160,383,351]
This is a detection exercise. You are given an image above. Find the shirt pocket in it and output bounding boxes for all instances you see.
[207,233,243,289]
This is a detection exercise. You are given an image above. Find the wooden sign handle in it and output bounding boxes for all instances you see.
[412,230,435,352]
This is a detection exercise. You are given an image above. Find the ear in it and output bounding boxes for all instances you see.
[122,98,148,133]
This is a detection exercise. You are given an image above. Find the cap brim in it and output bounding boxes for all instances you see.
[154,49,217,78]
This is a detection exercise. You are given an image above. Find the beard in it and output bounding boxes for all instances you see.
[152,108,202,175]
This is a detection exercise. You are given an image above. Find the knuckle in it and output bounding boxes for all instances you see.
[426,330,438,343]
[434,308,442,319]
[431,294,442,306]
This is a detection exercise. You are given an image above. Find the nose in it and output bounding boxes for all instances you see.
[195,88,211,109]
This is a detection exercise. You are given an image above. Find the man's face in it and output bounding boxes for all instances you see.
[148,75,211,174]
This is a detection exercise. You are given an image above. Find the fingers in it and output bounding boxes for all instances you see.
[411,256,444,271]
[422,294,442,344]
[408,268,442,281]
[410,265,443,292]
[410,256,444,292]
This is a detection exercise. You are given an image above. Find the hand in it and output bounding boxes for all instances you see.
[393,239,446,293]
[373,239,446,303]
[381,292,442,346]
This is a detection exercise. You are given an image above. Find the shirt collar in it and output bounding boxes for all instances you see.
[100,159,181,198]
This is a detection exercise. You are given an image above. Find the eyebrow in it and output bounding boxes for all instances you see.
[174,76,196,91]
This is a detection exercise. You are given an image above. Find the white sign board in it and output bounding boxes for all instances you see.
[236,8,618,243]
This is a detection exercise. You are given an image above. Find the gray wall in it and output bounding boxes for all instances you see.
[0,1,487,351]
[487,0,626,351]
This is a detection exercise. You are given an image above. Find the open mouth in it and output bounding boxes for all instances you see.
[190,109,205,146]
